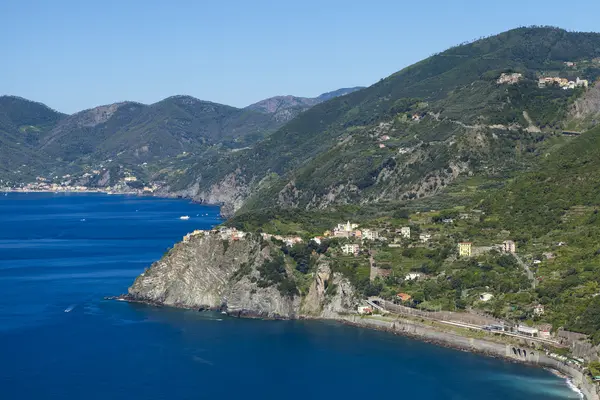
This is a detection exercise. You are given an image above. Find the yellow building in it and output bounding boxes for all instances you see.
[458,242,472,257]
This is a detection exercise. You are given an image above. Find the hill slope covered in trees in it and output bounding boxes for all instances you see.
[168,27,600,215]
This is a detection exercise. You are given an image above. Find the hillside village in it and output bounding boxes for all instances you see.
[175,209,600,375]
[187,208,576,342]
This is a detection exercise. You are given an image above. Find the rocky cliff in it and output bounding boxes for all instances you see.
[127,230,358,318]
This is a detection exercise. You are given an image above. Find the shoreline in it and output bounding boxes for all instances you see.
[110,295,597,399]
[331,314,595,400]
[2,188,229,215]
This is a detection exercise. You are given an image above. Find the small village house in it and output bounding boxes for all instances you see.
[334,221,359,238]
[533,304,545,316]
[400,227,411,239]
[405,272,422,281]
[479,293,494,302]
[341,243,360,256]
[396,293,412,302]
[357,306,373,315]
[502,240,516,254]
[362,229,379,241]
[458,242,472,257]
[419,233,431,243]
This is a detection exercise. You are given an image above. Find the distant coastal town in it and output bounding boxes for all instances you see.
[1,174,160,196]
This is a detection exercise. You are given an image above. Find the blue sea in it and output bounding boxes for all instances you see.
[0,193,580,399]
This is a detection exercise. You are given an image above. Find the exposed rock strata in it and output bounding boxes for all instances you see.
[127,231,358,318]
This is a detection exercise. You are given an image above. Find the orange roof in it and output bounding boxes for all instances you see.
[397,293,412,301]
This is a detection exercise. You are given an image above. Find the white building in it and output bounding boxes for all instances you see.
[517,325,539,337]
[479,293,494,302]
[400,227,411,239]
[357,306,373,315]
[334,221,359,238]
[405,272,423,281]
[533,304,545,316]
[341,244,360,256]
[362,229,379,241]
[502,240,516,254]
[419,233,432,243]
[576,77,589,88]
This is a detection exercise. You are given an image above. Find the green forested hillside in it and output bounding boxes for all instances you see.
[0,96,65,179]
[480,126,600,339]
[172,27,600,214]
[0,87,361,186]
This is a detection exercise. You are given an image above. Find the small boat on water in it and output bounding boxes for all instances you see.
[180,215,190,220]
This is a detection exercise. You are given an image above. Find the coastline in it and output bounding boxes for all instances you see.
[1,188,231,216]
[331,314,595,400]
[111,294,597,399]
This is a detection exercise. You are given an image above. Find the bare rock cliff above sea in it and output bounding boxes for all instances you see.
[127,230,358,318]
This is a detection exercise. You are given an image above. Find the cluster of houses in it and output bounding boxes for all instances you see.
[538,76,588,89]
[261,232,303,246]
[322,221,390,255]
[182,227,249,243]
[497,72,523,85]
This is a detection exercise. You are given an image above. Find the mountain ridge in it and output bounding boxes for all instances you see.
[0,87,361,185]
[245,87,365,123]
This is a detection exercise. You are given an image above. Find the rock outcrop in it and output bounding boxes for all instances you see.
[127,230,358,319]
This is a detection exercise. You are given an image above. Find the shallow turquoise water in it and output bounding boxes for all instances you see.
[0,193,580,399]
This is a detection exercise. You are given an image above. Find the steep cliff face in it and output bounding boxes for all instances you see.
[127,231,358,318]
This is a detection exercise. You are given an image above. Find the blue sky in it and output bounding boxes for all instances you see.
[1,0,599,114]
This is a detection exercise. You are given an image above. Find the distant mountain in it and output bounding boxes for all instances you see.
[245,87,365,123]
[316,87,365,102]
[0,87,360,185]
[0,96,65,179]
[38,95,283,163]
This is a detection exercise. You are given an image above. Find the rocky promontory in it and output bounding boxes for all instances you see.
[126,228,358,319]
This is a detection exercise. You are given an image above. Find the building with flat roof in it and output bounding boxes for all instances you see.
[502,240,516,254]
[458,242,472,257]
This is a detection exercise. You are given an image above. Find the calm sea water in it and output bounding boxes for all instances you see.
[0,193,580,399]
